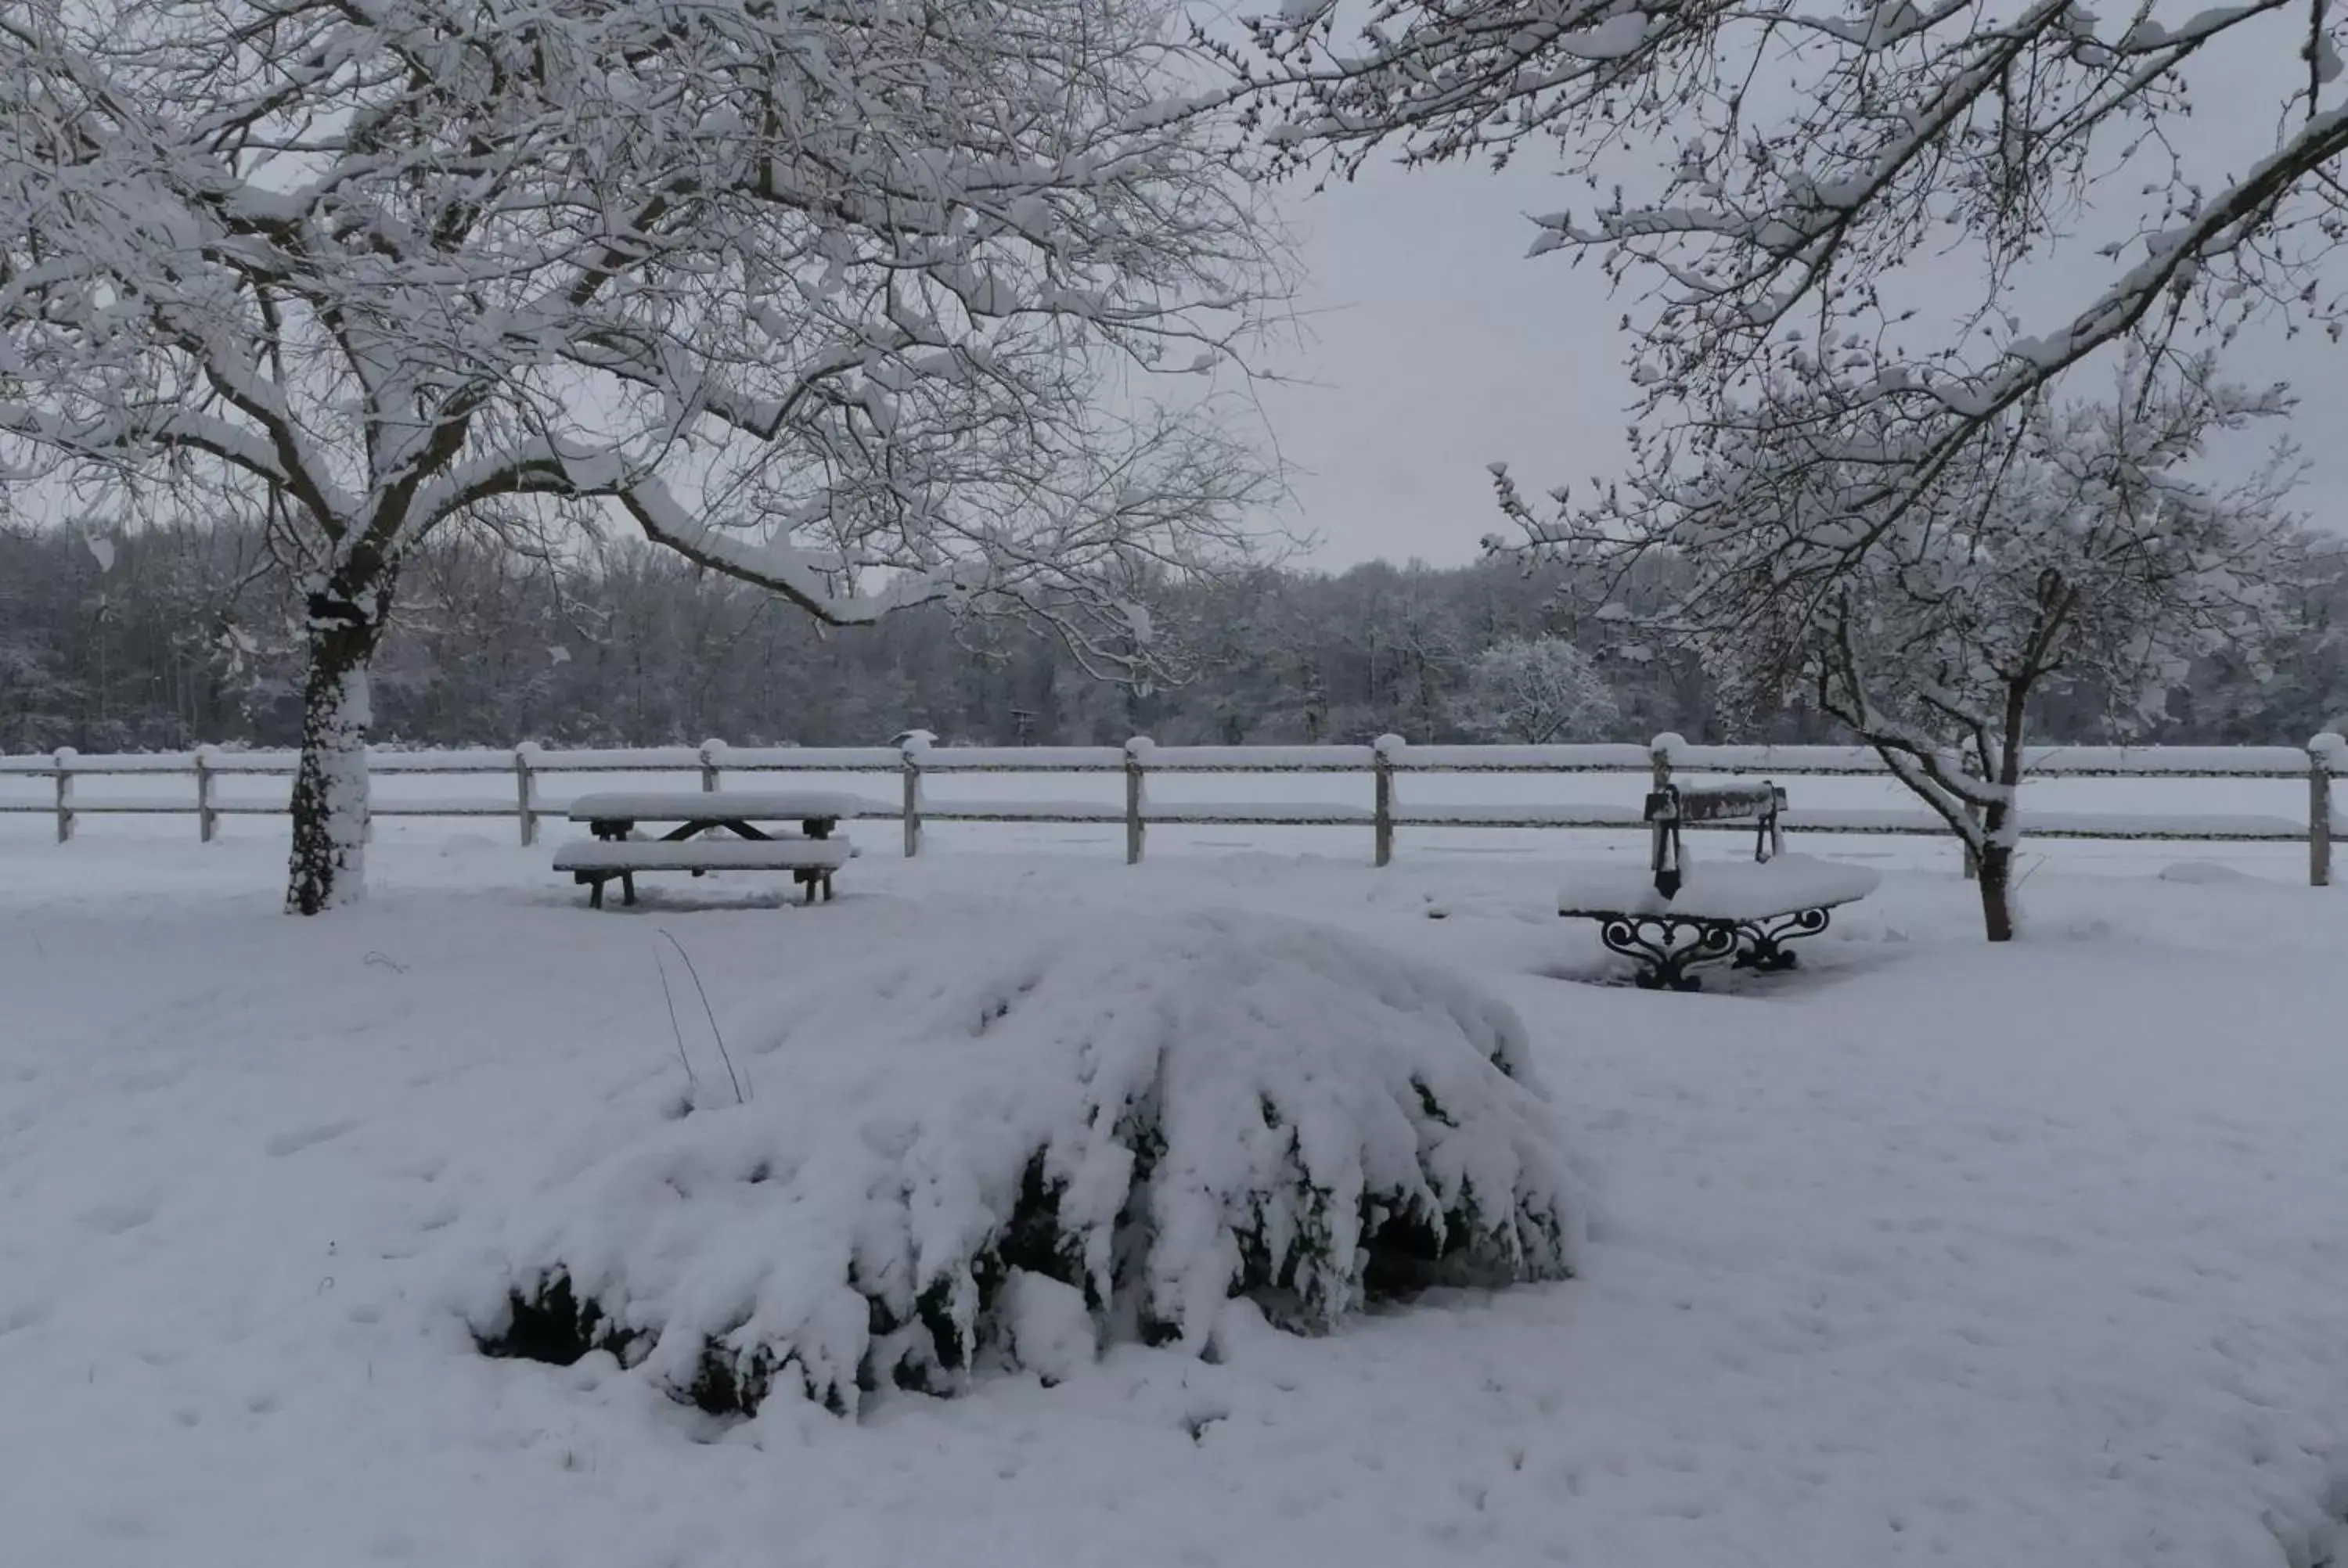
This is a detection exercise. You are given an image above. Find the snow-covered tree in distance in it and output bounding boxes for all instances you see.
[1496,363,2301,941]
[0,0,1285,912]
[1233,0,2344,602]
[1453,636,1619,744]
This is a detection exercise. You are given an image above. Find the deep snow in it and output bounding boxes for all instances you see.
[4,825,2347,1567]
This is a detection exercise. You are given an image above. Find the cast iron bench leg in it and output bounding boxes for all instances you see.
[1594,913,1741,991]
[1733,908,1833,971]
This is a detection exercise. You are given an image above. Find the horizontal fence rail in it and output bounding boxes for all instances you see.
[3,731,2343,884]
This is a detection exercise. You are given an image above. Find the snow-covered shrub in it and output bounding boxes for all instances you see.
[471,908,1578,1416]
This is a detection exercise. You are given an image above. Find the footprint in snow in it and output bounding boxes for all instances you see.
[265,1118,358,1157]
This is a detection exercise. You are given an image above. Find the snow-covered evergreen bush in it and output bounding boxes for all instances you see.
[470,908,1578,1415]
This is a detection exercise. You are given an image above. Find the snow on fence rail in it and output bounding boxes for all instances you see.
[2,732,2343,885]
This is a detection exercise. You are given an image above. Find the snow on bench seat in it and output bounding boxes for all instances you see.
[1558,854,1882,920]
[554,840,852,873]
[563,790,873,822]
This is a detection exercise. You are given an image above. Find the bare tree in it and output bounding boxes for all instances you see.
[1,0,1284,911]
[1453,636,1619,743]
[1499,365,2300,940]
[1237,0,2345,619]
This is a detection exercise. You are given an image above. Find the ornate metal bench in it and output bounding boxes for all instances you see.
[1558,782,1879,991]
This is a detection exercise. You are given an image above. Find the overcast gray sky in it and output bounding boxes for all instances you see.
[1250,160,1633,569]
[1257,142,2348,572]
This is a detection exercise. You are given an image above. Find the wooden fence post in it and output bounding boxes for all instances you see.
[1373,734,1400,866]
[514,742,538,846]
[2313,732,2343,888]
[52,746,74,843]
[195,746,218,843]
[899,731,931,858]
[1648,732,1677,796]
[700,738,724,793]
[1125,736,1152,865]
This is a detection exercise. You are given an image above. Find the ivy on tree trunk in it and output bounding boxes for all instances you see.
[286,584,391,915]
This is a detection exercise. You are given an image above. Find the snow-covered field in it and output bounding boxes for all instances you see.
[5,815,2347,1567]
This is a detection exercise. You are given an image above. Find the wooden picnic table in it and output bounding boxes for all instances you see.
[555,791,872,908]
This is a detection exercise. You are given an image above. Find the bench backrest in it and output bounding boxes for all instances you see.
[1647,781,1786,897]
[1647,782,1783,825]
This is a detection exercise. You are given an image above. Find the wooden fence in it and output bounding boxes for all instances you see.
[2,732,2342,884]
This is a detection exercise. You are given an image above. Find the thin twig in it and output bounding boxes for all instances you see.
[658,927,744,1105]
[651,943,696,1092]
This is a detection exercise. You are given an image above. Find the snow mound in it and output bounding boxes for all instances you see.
[471,908,1579,1417]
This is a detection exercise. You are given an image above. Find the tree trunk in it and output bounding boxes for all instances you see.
[1975,839,2016,942]
[1975,674,2036,944]
[286,593,387,915]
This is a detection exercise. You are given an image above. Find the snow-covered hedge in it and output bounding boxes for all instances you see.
[471,908,1579,1415]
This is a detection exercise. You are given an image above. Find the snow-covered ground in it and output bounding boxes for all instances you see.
[5,818,2346,1567]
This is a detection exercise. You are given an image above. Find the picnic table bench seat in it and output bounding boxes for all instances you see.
[1558,780,1879,990]
[556,838,852,907]
[555,840,855,874]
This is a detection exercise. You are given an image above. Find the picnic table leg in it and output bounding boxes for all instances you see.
[588,876,606,912]
[621,872,637,907]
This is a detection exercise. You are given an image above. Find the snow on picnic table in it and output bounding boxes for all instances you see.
[2,832,2346,1567]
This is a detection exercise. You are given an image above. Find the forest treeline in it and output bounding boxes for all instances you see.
[2,520,2343,753]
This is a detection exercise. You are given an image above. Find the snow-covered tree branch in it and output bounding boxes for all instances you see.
[1505,361,2303,939]
[1238,0,2347,583]
[1,0,1287,911]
